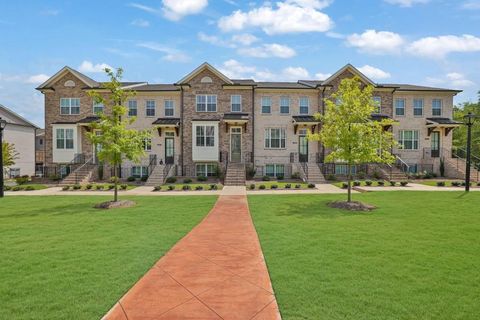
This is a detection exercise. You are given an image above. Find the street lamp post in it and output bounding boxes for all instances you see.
[463,112,479,192]
[0,117,7,198]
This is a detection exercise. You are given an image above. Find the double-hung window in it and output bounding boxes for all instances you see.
[413,99,424,116]
[231,95,242,112]
[93,101,104,114]
[265,164,285,178]
[146,100,156,117]
[128,100,137,116]
[299,97,309,115]
[398,130,419,150]
[196,125,215,147]
[196,163,217,177]
[265,128,286,149]
[432,99,442,116]
[164,100,174,117]
[261,97,271,114]
[280,97,290,114]
[143,138,152,151]
[131,166,148,178]
[395,99,406,116]
[373,96,382,113]
[196,95,217,112]
[60,98,80,115]
[56,128,74,149]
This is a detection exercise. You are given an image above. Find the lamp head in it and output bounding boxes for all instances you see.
[0,117,7,130]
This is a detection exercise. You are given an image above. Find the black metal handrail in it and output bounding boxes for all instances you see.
[163,163,173,183]
[147,154,157,177]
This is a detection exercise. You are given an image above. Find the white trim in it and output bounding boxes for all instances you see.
[176,62,233,85]
[322,64,375,86]
[229,126,242,162]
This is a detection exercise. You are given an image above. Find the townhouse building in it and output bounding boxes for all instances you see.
[36,63,468,185]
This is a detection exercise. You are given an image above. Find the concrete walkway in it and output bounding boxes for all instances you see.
[103,194,281,320]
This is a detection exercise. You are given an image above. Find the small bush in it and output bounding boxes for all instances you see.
[12,186,22,191]
[365,180,373,186]
[308,183,315,189]
[153,186,161,191]
[277,175,284,180]
[295,184,301,189]
[400,181,409,187]
[373,171,382,180]
[451,181,461,187]
[291,172,300,179]
[270,184,278,189]
[341,182,348,189]
[477,181,480,187]
[197,176,207,182]
[140,176,148,182]
[168,185,175,191]
[120,184,128,190]
[377,180,385,186]
[353,180,361,187]
[127,176,136,182]
[24,185,35,191]
[62,185,70,191]
[182,185,191,191]
[249,184,255,190]
[15,176,29,185]
[259,184,266,190]
[183,178,193,184]
[85,184,93,190]
[166,176,177,183]
[108,184,115,190]
[461,181,472,187]
[4,185,12,191]
[389,181,396,187]
[326,174,336,181]
[110,176,119,183]
[96,185,104,190]
[195,185,204,190]
[73,184,81,190]
[262,176,270,181]
[285,183,291,189]
[436,181,446,187]
[209,184,218,190]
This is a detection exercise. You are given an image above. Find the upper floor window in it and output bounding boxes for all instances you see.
[196,125,215,147]
[261,97,271,114]
[93,101,104,114]
[143,138,152,151]
[373,96,382,113]
[196,95,217,112]
[146,100,156,117]
[231,95,242,112]
[164,100,174,117]
[413,99,424,117]
[128,100,137,116]
[280,97,290,114]
[60,98,80,115]
[299,97,309,115]
[265,128,286,149]
[398,130,419,150]
[432,99,442,116]
[56,128,74,149]
[395,98,405,116]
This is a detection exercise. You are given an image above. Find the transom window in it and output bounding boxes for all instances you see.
[146,100,156,117]
[196,163,217,177]
[280,97,290,114]
[231,95,242,112]
[143,138,152,151]
[56,128,74,149]
[196,95,217,112]
[373,96,382,113]
[131,166,148,178]
[265,128,286,149]
[395,99,406,116]
[93,101,104,114]
[128,100,137,116]
[196,125,215,147]
[60,98,80,115]
[261,97,271,114]
[398,130,419,150]
[413,99,424,116]
[432,99,442,116]
[299,97,309,115]
[265,164,285,178]
[165,100,174,117]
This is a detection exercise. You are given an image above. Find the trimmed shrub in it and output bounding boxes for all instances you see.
[15,176,29,185]
[73,184,81,190]
[168,185,175,191]
[120,184,128,190]
[85,184,93,190]
[262,176,270,181]
[400,181,409,187]
[451,181,461,187]
[209,184,218,190]
[377,180,385,186]
[389,181,397,187]
[259,184,266,190]
[4,185,11,191]
[153,186,161,191]
[308,183,315,189]
[197,176,207,182]
[437,181,446,187]
[295,184,301,189]
[12,186,22,191]
[365,180,373,186]
[140,176,148,182]
[182,185,191,191]
[461,181,472,187]
[109,176,119,184]
[353,180,361,187]
[24,185,35,191]
[166,176,177,183]
[127,176,136,182]
[277,175,284,180]
[62,185,70,191]
[249,184,255,190]
[285,183,291,189]
[108,184,115,190]
[183,178,192,184]
[326,174,336,181]
[95,185,104,190]
[195,185,204,191]
[270,184,278,189]
[341,182,348,189]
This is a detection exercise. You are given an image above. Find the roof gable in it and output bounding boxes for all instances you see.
[176,62,233,85]
[322,64,375,86]
[36,66,98,90]
[0,104,39,128]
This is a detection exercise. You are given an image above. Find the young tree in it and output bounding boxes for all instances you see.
[87,68,151,202]
[2,142,19,168]
[309,77,397,202]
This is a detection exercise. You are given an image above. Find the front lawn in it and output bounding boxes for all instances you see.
[0,196,217,319]
[249,192,480,319]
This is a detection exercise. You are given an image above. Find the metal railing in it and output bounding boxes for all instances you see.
[72,156,94,184]
[147,154,158,177]
[395,155,410,175]
[163,163,173,183]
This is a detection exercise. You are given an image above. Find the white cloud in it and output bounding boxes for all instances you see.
[462,1,480,10]
[162,0,208,20]
[357,65,391,80]
[218,1,333,35]
[407,34,480,59]
[198,32,234,47]
[238,43,296,58]
[282,66,310,80]
[198,32,259,48]
[25,74,50,84]
[346,29,404,54]
[131,19,150,27]
[231,33,259,46]
[426,72,475,88]
[78,61,113,73]
[384,0,429,7]
[314,72,332,79]
[128,3,161,14]
[218,59,311,81]
[136,42,191,62]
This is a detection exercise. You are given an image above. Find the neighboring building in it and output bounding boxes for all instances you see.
[0,104,39,177]
[36,63,466,184]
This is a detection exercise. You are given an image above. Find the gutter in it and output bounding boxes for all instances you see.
[180,86,184,175]
[251,86,255,164]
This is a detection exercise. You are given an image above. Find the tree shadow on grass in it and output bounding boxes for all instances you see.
[274,199,375,219]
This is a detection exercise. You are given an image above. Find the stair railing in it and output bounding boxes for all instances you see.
[395,155,410,176]
[162,163,172,184]
[300,161,308,180]
[73,156,94,184]
[147,154,157,178]
[452,147,480,181]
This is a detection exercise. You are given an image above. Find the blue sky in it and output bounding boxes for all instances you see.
[1,0,479,127]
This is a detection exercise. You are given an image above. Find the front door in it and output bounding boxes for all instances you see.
[230,127,242,163]
[165,137,174,164]
[299,132,308,162]
[431,131,440,158]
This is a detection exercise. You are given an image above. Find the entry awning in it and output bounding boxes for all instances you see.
[292,116,320,134]
[152,118,180,136]
[223,113,249,124]
[77,116,100,126]
[370,113,395,130]
[426,117,462,136]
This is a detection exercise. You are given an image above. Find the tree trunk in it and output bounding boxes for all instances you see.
[113,165,118,202]
[347,163,352,203]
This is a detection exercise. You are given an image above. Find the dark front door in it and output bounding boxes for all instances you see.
[431,131,440,158]
[230,128,242,162]
[165,137,174,164]
[299,135,308,162]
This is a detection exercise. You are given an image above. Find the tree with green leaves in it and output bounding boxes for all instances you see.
[2,142,19,169]
[309,77,397,202]
[87,68,151,203]
[453,91,480,160]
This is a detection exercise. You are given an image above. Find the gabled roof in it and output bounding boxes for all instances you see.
[0,104,39,128]
[176,62,233,85]
[322,64,375,86]
[36,66,99,90]
[380,83,462,93]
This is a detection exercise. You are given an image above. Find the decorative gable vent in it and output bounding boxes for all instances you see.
[64,80,76,87]
[201,76,213,83]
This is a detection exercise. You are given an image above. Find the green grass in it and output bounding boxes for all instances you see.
[249,192,480,319]
[0,195,217,320]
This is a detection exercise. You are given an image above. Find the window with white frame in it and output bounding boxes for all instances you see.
[432,99,442,116]
[265,128,286,149]
[146,100,156,117]
[196,163,217,177]
[56,128,74,149]
[60,98,80,115]
[143,138,152,151]
[280,97,290,114]
[413,99,424,116]
[373,96,382,113]
[299,97,309,115]
[196,95,217,112]
[398,130,419,150]
[261,97,271,114]
[93,101,104,114]
[335,164,357,175]
[128,100,137,116]
[395,99,405,116]
[9,168,20,178]
[196,125,215,147]
[131,166,148,178]
[231,95,242,112]
[164,100,174,117]
[265,164,285,177]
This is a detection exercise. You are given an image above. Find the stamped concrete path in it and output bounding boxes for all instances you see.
[103,193,281,320]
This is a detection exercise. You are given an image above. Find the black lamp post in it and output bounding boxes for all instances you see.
[0,117,7,198]
[463,112,479,192]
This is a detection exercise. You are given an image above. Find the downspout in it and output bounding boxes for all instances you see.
[180,86,184,176]
[251,86,255,164]
[320,86,327,163]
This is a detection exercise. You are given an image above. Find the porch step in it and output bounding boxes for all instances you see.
[225,163,246,186]
[444,157,480,181]
[61,165,96,185]
[145,165,166,186]
[305,163,326,184]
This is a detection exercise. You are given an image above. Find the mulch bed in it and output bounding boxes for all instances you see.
[94,200,136,209]
[328,200,376,212]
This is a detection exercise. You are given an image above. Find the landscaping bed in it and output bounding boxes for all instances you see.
[153,183,223,191]
[247,181,313,190]
[333,180,409,188]
[418,180,480,188]
[61,183,137,191]
[4,183,48,191]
